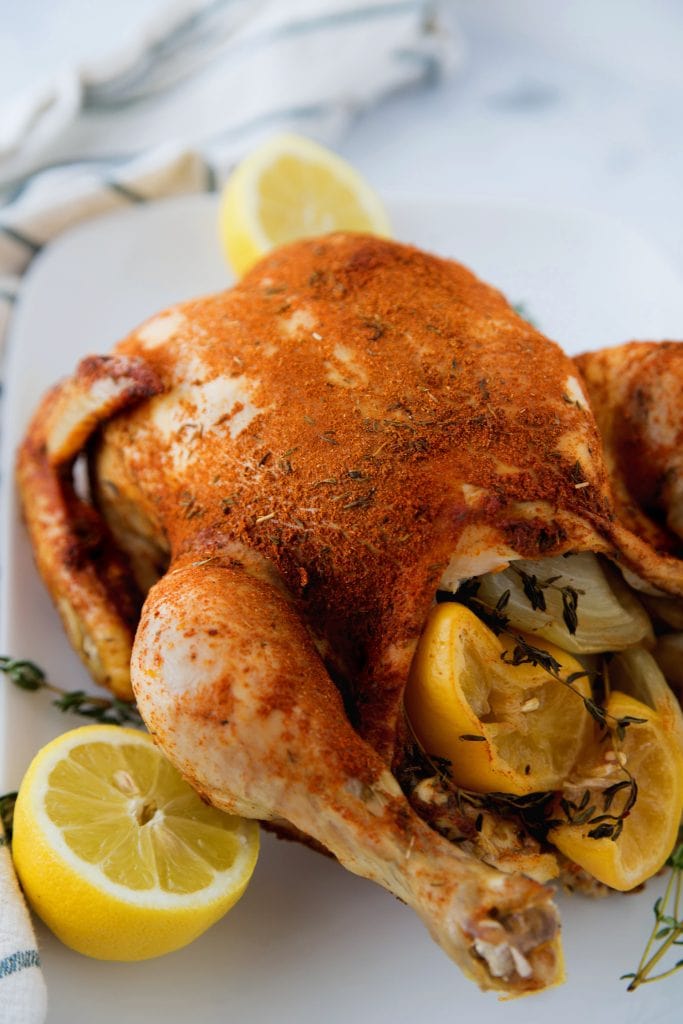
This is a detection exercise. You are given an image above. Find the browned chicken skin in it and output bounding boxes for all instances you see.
[577,341,683,553]
[16,234,683,994]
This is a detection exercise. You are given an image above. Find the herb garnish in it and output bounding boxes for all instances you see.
[510,566,583,635]
[499,634,645,740]
[0,656,142,726]
[512,302,538,328]
[622,838,683,990]
[402,713,638,849]
[0,791,17,843]
[398,735,557,844]
[436,579,645,844]
[544,772,639,843]
[441,581,645,742]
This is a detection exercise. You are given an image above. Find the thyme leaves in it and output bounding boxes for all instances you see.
[510,565,583,635]
[554,773,638,842]
[498,633,646,741]
[512,301,538,328]
[0,791,17,843]
[445,579,644,743]
[561,586,581,635]
[622,838,683,990]
[436,582,511,636]
[0,656,142,727]
[0,657,45,691]
[437,579,645,843]
[397,734,557,843]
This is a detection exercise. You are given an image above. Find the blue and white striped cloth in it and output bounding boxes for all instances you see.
[0,2,460,1020]
[0,0,461,350]
[1,813,47,1024]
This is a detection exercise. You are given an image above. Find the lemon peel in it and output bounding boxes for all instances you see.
[549,691,683,891]
[405,602,593,795]
[12,725,259,960]
[219,132,391,277]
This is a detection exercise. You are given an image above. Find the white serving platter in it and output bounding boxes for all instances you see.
[2,195,683,1024]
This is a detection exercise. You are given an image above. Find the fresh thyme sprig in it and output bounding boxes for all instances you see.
[0,656,142,726]
[398,732,558,843]
[512,301,538,328]
[510,566,583,635]
[0,791,17,843]
[622,838,683,990]
[436,580,645,843]
[440,582,646,741]
[499,634,646,741]
[544,773,638,842]
[401,724,638,847]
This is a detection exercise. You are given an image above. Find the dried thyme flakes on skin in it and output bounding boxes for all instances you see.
[0,656,143,726]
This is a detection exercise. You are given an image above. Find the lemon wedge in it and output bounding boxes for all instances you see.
[405,602,593,795]
[12,725,259,960]
[549,691,683,891]
[219,132,391,276]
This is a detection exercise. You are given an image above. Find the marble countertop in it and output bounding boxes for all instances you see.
[2,0,682,276]
[345,0,683,277]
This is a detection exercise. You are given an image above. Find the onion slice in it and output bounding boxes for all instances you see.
[468,553,653,655]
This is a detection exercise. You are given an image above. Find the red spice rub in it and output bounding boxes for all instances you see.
[88,234,683,756]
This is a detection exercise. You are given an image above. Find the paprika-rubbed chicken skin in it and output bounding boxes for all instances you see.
[17,234,683,994]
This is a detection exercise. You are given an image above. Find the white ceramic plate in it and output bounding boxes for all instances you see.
[3,196,683,1024]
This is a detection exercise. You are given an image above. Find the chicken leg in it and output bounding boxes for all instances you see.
[131,545,561,994]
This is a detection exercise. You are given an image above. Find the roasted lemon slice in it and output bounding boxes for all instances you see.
[549,691,683,891]
[405,602,593,795]
[12,725,259,960]
[219,133,391,276]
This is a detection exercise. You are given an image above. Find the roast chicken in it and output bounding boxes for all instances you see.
[17,234,683,994]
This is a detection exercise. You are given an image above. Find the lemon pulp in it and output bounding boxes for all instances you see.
[549,691,683,891]
[12,725,259,960]
[405,602,593,795]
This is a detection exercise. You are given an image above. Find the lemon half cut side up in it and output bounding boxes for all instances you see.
[12,725,259,961]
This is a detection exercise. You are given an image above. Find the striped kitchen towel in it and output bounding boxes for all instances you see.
[0,0,461,351]
[0,804,47,1024]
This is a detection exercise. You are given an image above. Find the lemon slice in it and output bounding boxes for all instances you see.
[549,691,683,891]
[405,602,593,795]
[12,725,259,960]
[219,132,391,276]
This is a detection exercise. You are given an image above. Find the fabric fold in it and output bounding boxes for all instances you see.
[0,820,47,1024]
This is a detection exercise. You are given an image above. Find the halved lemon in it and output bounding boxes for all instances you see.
[549,691,683,891]
[12,725,259,960]
[219,133,391,276]
[405,602,593,795]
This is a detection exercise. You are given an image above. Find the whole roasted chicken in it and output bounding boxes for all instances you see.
[18,234,683,995]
